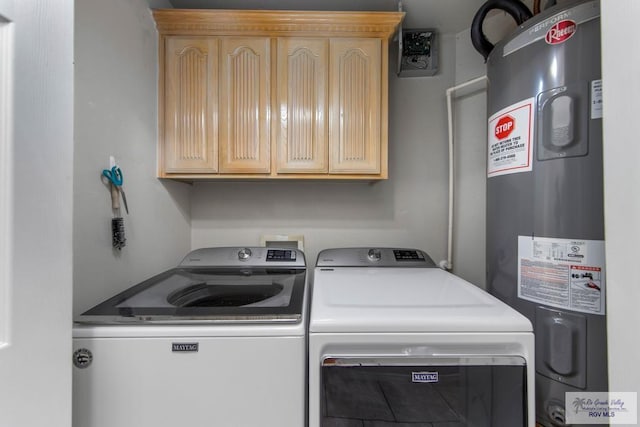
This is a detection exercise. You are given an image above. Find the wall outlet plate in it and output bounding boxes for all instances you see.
[260,234,304,251]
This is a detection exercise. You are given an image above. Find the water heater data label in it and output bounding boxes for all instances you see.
[517,236,605,315]
[487,98,535,178]
[591,79,603,119]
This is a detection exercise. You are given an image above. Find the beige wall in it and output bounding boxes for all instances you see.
[73,0,191,314]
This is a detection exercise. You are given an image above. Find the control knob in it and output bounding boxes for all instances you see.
[238,248,252,260]
[367,248,382,262]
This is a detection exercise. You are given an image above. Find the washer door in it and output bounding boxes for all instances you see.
[320,356,528,426]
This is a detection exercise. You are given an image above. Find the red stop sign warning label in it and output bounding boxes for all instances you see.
[487,97,534,178]
[495,115,515,140]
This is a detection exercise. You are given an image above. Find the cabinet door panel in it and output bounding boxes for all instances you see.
[277,39,328,174]
[329,39,381,174]
[219,37,270,173]
[164,37,218,173]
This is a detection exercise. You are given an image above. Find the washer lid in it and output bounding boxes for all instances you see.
[76,266,306,325]
[76,247,307,325]
[309,267,532,333]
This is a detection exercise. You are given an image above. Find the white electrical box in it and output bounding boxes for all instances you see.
[260,234,305,251]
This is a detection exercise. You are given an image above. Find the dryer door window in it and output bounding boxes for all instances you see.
[320,357,527,427]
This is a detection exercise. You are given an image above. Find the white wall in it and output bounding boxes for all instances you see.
[0,5,11,348]
[73,0,191,315]
[191,35,459,268]
[450,30,489,288]
[0,0,74,425]
[601,0,640,402]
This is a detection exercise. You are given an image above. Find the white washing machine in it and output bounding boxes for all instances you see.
[309,248,535,427]
[73,247,308,427]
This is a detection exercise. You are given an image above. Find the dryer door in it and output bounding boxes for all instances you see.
[320,356,527,427]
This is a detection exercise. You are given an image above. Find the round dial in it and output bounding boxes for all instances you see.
[367,248,382,262]
[238,248,252,260]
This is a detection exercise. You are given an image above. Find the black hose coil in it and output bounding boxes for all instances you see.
[471,0,533,61]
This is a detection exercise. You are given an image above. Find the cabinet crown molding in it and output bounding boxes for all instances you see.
[153,9,404,39]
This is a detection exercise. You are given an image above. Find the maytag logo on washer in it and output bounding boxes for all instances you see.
[412,371,439,383]
[172,343,199,352]
[73,348,93,369]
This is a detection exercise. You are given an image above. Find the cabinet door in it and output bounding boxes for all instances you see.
[219,37,270,173]
[276,39,328,174]
[164,37,218,173]
[329,39,381,174]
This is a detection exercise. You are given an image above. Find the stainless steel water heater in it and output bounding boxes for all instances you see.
[484,1,606,426]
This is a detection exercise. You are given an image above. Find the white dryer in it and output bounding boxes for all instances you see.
[309,248,535,427]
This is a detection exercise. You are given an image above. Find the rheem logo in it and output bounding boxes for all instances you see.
[495,115,515,140]
[546,20,577,45]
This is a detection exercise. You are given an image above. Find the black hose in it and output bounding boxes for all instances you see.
[471,0,533,61]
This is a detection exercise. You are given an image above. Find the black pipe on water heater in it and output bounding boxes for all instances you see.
[470,0,533,61]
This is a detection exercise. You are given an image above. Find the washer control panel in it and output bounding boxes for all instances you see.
[316,248,436,268]
[266,249,297,261]
[179,247,305,268]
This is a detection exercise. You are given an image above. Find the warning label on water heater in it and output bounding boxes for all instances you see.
[487,98,535,178]
[518,236,606,315]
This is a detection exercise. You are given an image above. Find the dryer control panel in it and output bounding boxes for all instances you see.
[316,248,436,268]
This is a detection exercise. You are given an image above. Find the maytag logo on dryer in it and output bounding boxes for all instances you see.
[412,371,439,383]
[172,342,199,352]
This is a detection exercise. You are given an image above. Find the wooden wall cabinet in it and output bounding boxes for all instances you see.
[276,38,328,174]
[164,37,218,173]
[219,37,271,174]
[153,10,404,180]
